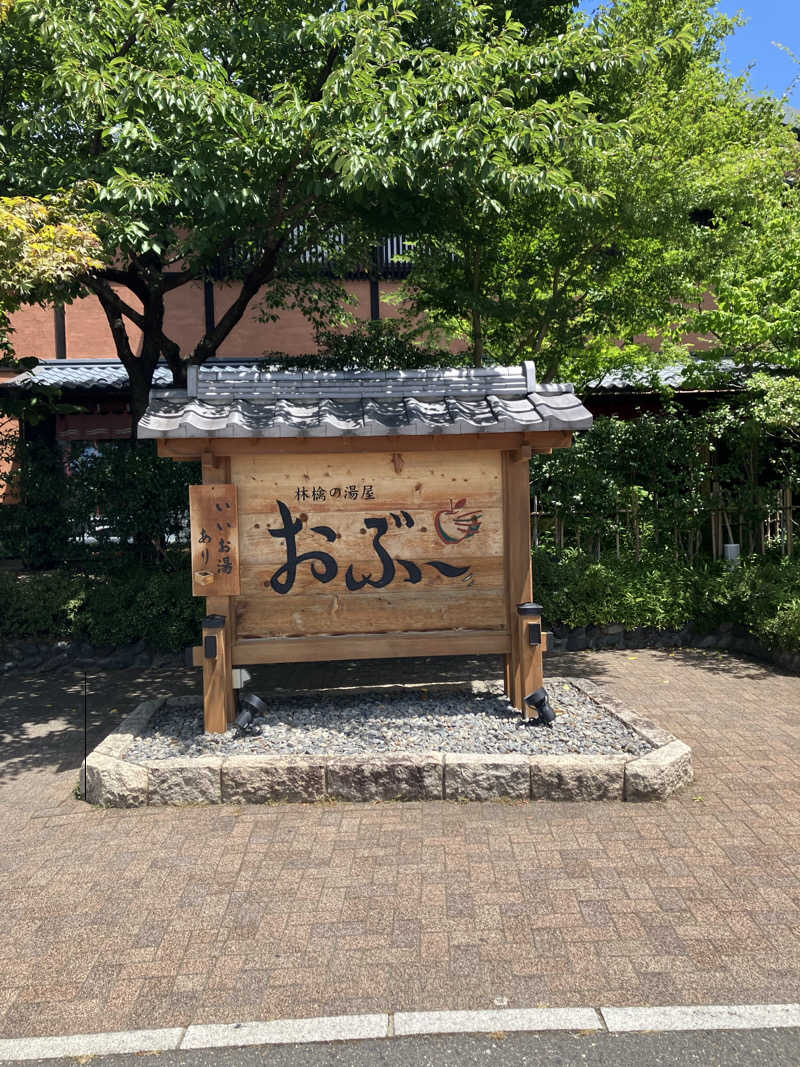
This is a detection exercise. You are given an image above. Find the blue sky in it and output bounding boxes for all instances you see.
[579,1,800,105]
[715,1,800,105]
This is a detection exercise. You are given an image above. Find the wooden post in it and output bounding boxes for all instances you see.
[517,603,545,720]
[502,449,534,711]
[202,613,233,732]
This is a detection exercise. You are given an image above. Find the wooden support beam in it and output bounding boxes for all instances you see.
[198,455,235,728]
[516,605,545,720]
[201,613,234,732]
[201,451,228,483]
[502,450,534,711]
[157,430,573,460]
[192,629,511,667]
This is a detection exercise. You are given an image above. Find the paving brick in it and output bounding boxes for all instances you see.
[0,651,799,1036]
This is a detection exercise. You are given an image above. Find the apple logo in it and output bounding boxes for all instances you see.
[434,498,483,545]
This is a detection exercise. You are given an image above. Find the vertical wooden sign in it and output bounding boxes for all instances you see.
[189,484,241,597]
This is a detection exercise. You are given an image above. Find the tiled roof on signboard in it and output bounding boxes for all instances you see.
[138,360,593,439]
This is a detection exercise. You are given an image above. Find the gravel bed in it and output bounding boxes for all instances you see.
[124,679,653,761]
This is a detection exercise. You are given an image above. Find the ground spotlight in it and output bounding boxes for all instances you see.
[234,690,268,736]
[525,687,555,728]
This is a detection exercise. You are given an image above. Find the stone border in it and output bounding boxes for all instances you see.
[544,622,800,675]
[81,687,692,807]
[6,619,799,678]
[0,639,185,675]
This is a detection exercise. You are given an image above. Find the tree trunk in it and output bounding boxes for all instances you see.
[89,243,281,437]
[466,241,483,368]
[127,357,154,445]
[471,306,484,368]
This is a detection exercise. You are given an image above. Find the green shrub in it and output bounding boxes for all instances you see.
[0,440,71,568]
[759,599,800,653]
[73,558,203,649]
[533,547,711,630]
[0,555,203,650]
[534,547,800,652]
[0,570,85,640]
[66,442,200,564]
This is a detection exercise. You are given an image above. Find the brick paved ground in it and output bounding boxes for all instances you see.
[0,649,798,1038]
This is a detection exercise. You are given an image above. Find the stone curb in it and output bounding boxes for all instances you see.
[563,677,694,801]
[82,689,693,808]
[543,623,800,675]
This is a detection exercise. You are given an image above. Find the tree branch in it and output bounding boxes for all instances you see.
[161,270,195,292]
[308,46,340,104]
[191,242,284,363]
[94,266,152,303]
[513,263,562,362]
[84,277,147,331]
[116,0,178,59]
[92,283,136,366]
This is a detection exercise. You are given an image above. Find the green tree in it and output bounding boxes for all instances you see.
[2,0,684,433]
[395,0,797,382]
[0,194,102,419]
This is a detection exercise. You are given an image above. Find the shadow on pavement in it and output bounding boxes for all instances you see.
[0,665,200,784]
[548,646,797,683]
[1,646,787,789]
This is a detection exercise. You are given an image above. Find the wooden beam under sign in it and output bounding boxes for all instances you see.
[201,613,232,732]
[158,429,573,460]
[192,629,511,667]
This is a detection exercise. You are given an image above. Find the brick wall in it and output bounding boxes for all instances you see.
[9,280,407,361]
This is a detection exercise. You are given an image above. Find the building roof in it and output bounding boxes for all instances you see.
[0,359,173,392]
[784,103,800,132]
[139,361,593,439]
[591,358,752,393]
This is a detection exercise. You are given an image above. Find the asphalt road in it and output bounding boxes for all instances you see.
[20,1028,800,1067]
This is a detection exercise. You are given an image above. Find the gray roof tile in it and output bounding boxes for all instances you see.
[1,359,173,392]
[140,360,593,439]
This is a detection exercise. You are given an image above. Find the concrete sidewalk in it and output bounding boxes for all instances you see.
[0,649,798,1039]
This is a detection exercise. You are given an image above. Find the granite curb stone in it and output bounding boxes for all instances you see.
[444,753,530,800]
[93,698,167,760]
[325,754,443,801]
[624,739,694,802]
[221,755,325,804]
[562,678,675,748]
[82,687,693,807]
[147,756,223,805]
[529,753,626,800]
[81,752,149,808]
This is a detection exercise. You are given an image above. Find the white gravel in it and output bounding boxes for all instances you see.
[124,679,653,761]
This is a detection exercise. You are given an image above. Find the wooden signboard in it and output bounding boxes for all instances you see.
[151,360,588,733]
[189,483,241,597]
[232,450,504,640]
[184,443,548,732]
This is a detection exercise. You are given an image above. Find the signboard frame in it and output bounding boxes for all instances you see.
[164,431,569,732]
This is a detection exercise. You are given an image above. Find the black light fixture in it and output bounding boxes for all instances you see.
[233,707,254,735]
[525,687,556,728]
[234,690,268,736]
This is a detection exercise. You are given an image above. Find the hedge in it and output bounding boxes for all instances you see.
[0,557,204,651]
[2,548,800,656]
[533,547,800,652]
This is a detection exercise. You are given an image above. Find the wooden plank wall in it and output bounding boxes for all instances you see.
[230,449,506,639]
